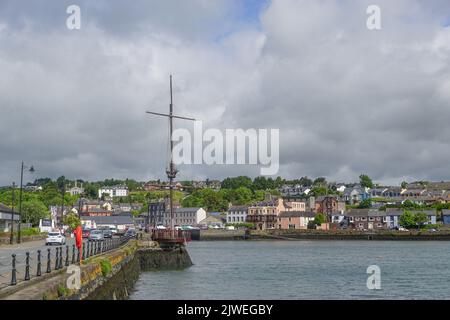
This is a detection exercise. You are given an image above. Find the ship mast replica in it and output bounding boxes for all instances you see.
[146,75,195,242]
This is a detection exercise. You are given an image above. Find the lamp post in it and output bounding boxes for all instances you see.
[18,162,35,244]
[60,184,66,228]
[10,182,16,245]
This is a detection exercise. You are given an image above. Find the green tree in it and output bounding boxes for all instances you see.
[221,176,253,190]
[358,198,372,209]
[313,177,327,187]
[401,181,408,189]
[131,209,141,217]
[21,199,50,226]
[399,211,416,229]
[63,212,81,231]
[359,174,374,188]
[313,213,326,225]
[298,176,313,187]
[414,212,428,229]
[310,187,328,197]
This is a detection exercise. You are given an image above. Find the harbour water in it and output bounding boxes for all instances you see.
[129,241,450,300]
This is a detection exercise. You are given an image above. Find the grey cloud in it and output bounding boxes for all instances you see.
[1,0,450,186]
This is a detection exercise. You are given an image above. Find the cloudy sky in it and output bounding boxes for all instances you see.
[1,0,450,186]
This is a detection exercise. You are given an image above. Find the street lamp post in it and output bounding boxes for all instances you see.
[17,162,35,244]
[10,182,16,245]
[61,185,65,227]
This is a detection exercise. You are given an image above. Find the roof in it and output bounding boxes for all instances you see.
[228,206,249,211]
[315,195,337,201]
[385,210,436,216]
[175,207,203,213]
[384,210,403,216]
[442,210,450,216]
[279,211,316,218]
[81,215,134,225]
[345,209,386,217]
[0,203,13,214]
[85,208,113,213]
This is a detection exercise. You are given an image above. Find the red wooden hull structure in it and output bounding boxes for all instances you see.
[151,229,191,245]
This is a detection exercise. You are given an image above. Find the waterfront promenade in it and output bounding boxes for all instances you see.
[0,239,76,290]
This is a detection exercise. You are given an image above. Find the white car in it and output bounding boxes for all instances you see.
[45,231,66,245]
[156,225,167,230]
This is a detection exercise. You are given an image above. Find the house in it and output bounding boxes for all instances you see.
[143,200,166,226]
[80,208,114,217]
[246,195,286,230]
[98,185,129,199]
[143,183,163,191]
[68,181,84,196]
[442,210,450,225]
[284,200,306,212]
[369,187,387,198]
[198,214,224,229]
[342,187,370,204]
[0,203,20,233]
[385,209,437,229]
[173,207,207,227]
[381,187,402,198]
[116,203,142,213]
[227,205,248,224]
[277,211,316,229]
[315,196,345,220]
[279,185,311,197]
[385,209,403,229]
[345,209,387,230]
[413,210,437,225]
[401,188,427,198]
[331,211,346,225]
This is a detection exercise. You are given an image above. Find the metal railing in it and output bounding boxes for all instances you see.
[0,235,136,290]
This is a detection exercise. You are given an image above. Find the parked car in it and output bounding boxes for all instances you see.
[398,227,409,231]
[124,228,136,237]
[82,228,91,238]
[89,229,105,241]
[102,229,113,238]
[156,225,167,230]
[109,226,118,235]
[46,231,66,246]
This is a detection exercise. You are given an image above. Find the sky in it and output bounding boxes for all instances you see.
[1,0,450,186]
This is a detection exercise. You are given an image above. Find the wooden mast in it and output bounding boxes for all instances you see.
[146,75,195,232]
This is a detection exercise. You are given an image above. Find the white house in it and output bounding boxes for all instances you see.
[98,185,129,199]
[171,207,207,226]
[227,205,248,224]
[0,203,20,233]
[68,181,84,196]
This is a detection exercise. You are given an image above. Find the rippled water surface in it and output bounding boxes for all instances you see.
[130,241,450,300]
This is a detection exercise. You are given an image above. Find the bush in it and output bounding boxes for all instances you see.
[57,284,68,297]
[17,227,41,236]
[100,260,112,277]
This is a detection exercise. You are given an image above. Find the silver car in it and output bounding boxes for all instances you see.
[89,229,105,241]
